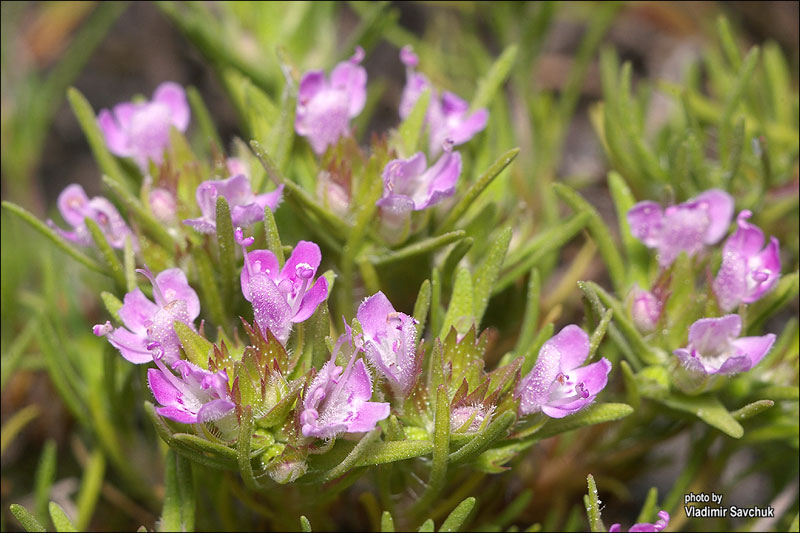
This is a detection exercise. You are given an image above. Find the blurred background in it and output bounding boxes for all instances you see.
[2,2,798,531]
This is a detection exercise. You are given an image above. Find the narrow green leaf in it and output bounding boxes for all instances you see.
[553,184,625,292]
[471,45,518,112]
[49,502,77,533]
[160,450,182,533]
[414,279,431,339]
[176,453,195,532]
[1,319,38,392]
[187,86,223,152]
[731,400,774,421]
[440,267,474,338]
[515,268,540,354]
[607,171,646,282]
[533,403,633,441]
[441,237,474,291]
[250,140,350,238]
[620,361,641,411]
[449,411,515,463]
[430,267,443,346]
[101,176,177,251]
[66,87,127,188]
[268,55,297,170]
[215,195,236,310]
[10,504,46,533]
[439,497,476,532]
[381,511,395,532]
[2,201,105,274]
[473,227,512,325]
[75,449,105,531]
[34,440,57,523]
[585,475,605,532]
[85,217,126,289]
[321,428,380,482]
[436,148,519,235]
[356,440,434,467]
[193,249,226,329]
[411,385,450,518]
[124,237,136,292]
[263,205,284,266]
[588,309,613,360]
[419,519,435,532]
[636,487,659,524]
[174,322,213,369]
[237,407,269,490]
[398,90,431,156]
[372,231,466,267]
[716,16,742,70]
[495,212,590,295]
[101,291,123,323]
[719,47,759,164]
[300,515,312,533]
[659,393,743,438]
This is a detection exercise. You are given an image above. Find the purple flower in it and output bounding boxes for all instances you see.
[149,187,177,224]
[514,325,612,418]
[357,291,420,398]
[399,46,488,155]
[48,184,135,249]
[183,173,283,234]
[630,287,662,333]
[627,189,734,267]
[609,510,670,533]
[295,47,367,155]
[300,332,390,439]
[674,314,775,375]
[238,231,328,345]
[713,210,781,311]
[97,82,190,170]
[375,147,462,215]
[147,343,234,424]
[94,267,200,364]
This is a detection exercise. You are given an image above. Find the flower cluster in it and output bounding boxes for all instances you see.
[628,189,782,382]
[49,184,135,249]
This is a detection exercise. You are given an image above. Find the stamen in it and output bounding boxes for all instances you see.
[137,266,166,307]
[576,382,590,399]
[752,270,769,283]
[149,341,197,401]
[235,228,255,277]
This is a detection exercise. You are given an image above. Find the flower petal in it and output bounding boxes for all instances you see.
[687,315,741,354]
[241,250,281,301]
[156,268,201,320]
[357,291,396,340]
[281,241,322,282]
[627,201,664,249]
[118,289,158,334]
[729,333,775,371]
[293,277,328,323]
[549,325,591,372]
[345,400,390,433]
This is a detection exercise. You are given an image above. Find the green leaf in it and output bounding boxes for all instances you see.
[439,497,476,532]
[731,400,774,421]
[300,515,312,533]
[356,440,434,467]
[320,428,380,482]
[101,176,177,251]
[10,504,46,532]
[472,226,512,325]
[411,385,450,518]
[553,183,625,293]
[495,212,590,295]
[585,474,605,532]
[436,148,519,236]
[514,268,540,354]
[381,511,395,532]
[419,519,435,532]
[414,279,432,339]
[34,440,57,524]
[440,267,474,338]
[66,87,128,188]
[85,217,126,290]
[263,206,284,266]
[160,450,182,533]
[174,322,213,369]
[532,403,633,441]
[215,196,236,312]
[398,89,431,156]
[588,309,613,360]
[1,201,105,274]
[187,86,222,152]
[607,171,647,282]
[49,502,77,532]
[658,393,743,438]
[620,361,641,410]
[370,231,466,266]
[75,449,105,531]
[449,411,515,463]
[192,249,226,329]
[471,45,518,112]
[636,487,659,524]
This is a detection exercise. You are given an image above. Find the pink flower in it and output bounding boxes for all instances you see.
[713,210,781,311]
[97,82,190,170]
[295,48,367,154]
[515,325,611,418]
[49,184,135,249]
